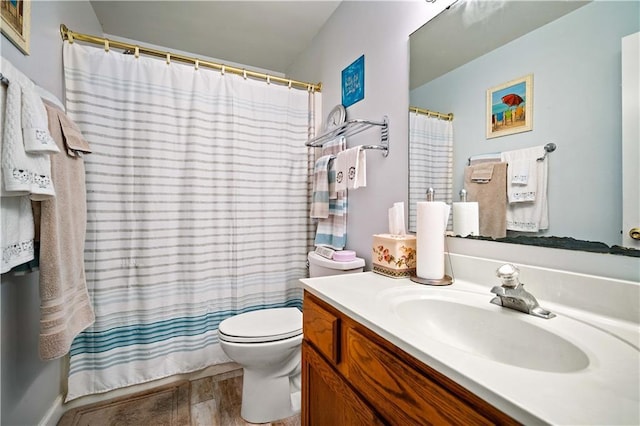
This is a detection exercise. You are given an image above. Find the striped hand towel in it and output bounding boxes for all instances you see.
[310,155,333,219]
[314,137,347,249]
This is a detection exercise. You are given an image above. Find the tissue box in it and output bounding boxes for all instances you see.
[372,234,417,278]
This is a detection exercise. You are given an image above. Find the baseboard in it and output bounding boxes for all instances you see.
[39,394,65,426]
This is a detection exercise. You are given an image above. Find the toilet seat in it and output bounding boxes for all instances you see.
[218,307,302,343]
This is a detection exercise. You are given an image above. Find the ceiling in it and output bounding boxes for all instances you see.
[89,1,342,74]
[410,0,590,89]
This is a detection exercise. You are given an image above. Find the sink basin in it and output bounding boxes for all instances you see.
[388,289,590,373]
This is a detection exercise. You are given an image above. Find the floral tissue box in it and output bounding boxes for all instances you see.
[372,234,416,278]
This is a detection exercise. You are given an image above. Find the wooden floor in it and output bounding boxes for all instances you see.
[191,369,301,426]
[58,368,300,426]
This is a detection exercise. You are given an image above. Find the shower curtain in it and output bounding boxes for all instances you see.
[408,113,454,230]
[63,42,317,400]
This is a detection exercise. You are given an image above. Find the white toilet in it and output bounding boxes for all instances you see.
[217,251,364,423]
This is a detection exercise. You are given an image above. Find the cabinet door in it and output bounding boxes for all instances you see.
[345,327,507,425]
[302,341,382,426]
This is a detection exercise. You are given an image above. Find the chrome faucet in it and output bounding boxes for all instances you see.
[490,264,555,319]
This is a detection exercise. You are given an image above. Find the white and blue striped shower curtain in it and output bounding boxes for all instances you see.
[63,42,316,400]
[409,113,454,231]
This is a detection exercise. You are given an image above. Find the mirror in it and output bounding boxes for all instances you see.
[408,0,640,255]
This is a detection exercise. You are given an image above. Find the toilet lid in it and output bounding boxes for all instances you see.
[218,307,303,343]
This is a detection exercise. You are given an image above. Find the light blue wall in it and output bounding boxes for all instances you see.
[1,2,102,425]
[410,1,640,246]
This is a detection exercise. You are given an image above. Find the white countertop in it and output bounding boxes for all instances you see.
[301,272,640,425]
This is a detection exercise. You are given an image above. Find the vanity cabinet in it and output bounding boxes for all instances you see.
[301,291,517,425]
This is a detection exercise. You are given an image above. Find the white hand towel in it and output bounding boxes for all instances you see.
[338,146,367,190]
[510,159,530,185]
[334,149,348,192]
[501,146,543,203]
[0,196,35,273]
[501,146,549,232]
[22,85,59,154]
[354,146,366,189]
[1,58,56,200]
[321,136,345,199]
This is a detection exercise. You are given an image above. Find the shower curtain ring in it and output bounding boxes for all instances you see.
[195,60,199,70]
[243,69,247,79]
[288,79,292,89]
[221,65,225,76]
[266,75,271,84]
[104,39,109,52]
[166,53,171,65]
[134,46,139,58]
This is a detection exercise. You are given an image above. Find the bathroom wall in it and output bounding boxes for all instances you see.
[1,3,102,425]
[287,1,450,270]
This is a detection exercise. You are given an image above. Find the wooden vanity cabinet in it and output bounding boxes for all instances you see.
[301,291,517,425]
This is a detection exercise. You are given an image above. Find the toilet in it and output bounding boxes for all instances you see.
[217,250,364,423]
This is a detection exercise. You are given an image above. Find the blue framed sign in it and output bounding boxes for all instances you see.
[342,55,364,108]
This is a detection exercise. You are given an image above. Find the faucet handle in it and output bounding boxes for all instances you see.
[496,263,520,288]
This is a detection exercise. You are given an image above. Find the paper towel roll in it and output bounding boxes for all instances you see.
[453,202,480,237]
[416,201,449,279]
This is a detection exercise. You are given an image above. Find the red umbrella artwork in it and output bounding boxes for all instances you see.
[501,93,525,122]
[501,93,524,107]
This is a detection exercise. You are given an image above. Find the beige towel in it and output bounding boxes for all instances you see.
[470,162,495,183]
[36,101,95,360]
[464,162,507,239]
[58,111,92,156]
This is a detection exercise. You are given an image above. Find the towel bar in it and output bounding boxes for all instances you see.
[467,142,556,165]
[306,116,389,157]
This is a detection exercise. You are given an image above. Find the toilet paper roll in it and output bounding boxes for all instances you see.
[416,201,449,280]
[453,202,480,237]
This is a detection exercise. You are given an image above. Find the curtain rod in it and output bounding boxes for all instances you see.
[59,24,322,93]
[409,106,454,121]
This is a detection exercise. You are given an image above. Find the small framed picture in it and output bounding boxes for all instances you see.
[486,74,532,139]
[342,55,364,108]
[1,0,31,55]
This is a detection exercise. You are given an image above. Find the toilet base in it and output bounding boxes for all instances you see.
[240,369,301,423]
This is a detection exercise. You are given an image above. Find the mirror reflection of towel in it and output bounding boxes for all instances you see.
[470,162,495,183]
[464,162,507,239]
[501,146,549,231]
[501,146,544,203]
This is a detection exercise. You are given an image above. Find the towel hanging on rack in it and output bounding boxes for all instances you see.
[314,137,347,250]
[335,146,366,191]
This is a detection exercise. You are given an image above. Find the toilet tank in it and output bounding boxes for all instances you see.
[308,251,365,277]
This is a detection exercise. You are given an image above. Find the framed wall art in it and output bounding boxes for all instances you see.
[486,74,532,139]
[342,55,364,108]
[1,0,31,55]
